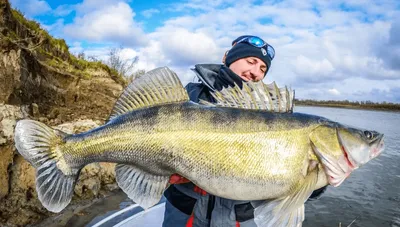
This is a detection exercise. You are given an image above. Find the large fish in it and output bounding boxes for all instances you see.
[14,67,384,227]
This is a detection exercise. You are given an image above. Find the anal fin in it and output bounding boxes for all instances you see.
[115,164,169,209]
[252,170,318,227]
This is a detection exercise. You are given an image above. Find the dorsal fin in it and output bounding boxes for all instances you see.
[109,67,189,120]
[200,81,294,113]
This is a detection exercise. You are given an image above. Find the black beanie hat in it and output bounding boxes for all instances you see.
[225,36,273,74]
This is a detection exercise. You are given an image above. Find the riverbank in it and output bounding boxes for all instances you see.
[295,102,400,112]
[0,0,126,225]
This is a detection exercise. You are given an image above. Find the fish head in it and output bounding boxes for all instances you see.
[336,125,385,168]
[309,119,385,187]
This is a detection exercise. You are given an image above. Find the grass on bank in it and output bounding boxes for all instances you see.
[8,9,125,84]
[295,99,400,111]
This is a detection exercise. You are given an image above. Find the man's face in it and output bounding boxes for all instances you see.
[228,57,267,82]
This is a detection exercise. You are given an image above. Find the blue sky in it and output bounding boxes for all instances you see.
[9,0,400,103]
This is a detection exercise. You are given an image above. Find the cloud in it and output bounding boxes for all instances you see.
[154,1,400,85]
[10,0,51,17]
[63,1,147,47]
[69,42,85,55]
[41,19,65,37]
[378,13,400,70]
[271,8,320,27]
[134,41,169,71]
[292,55,335,83]
[293,76,400,102]
[353,87,400,103]
[74,0,120,14]
[275,19,400,88]
[153,28,221,67]
[168,0,237,12]
[141,9,160,18]
[328,88,341,96]
[54,4,76,17]
[108,28,223,84]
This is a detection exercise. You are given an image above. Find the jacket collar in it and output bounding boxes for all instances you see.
[191,64,244,91]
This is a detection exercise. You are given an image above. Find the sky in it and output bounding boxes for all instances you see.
[9,0,400,103]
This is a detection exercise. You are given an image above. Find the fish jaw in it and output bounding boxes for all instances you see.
[336,128,358,170]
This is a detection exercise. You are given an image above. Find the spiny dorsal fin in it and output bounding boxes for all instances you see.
[202,81,294,113]
[109,67,189,120]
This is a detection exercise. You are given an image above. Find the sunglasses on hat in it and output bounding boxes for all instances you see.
[235,36,275,60]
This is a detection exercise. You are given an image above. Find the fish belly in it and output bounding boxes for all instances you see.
[164,130,312,200]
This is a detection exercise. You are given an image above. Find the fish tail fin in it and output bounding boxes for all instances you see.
[14,119,79,213]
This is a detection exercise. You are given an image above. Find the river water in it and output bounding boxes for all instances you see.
[297,106,400,227]
[40,106,400,227]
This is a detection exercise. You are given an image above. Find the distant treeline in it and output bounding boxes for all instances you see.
[295,99,400,111]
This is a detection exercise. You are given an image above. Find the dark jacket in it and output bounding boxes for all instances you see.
[185,64,244,103]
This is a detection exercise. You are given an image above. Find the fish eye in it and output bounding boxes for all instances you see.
[364,131,373,140]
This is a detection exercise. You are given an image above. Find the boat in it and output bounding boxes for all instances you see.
[88,198,166,227]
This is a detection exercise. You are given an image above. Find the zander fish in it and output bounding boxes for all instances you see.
[14,67,384,227]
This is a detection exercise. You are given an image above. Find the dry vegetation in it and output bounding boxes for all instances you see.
[295,99,400,111]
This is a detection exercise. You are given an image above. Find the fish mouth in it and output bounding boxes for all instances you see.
[370,134,385,159]
[336,128,357,170]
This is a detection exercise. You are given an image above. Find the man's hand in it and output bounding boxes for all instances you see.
[169,174,207,195]
[169,173,191,184]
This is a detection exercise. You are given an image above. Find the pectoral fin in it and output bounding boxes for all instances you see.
[115,164,169,209]
[252,170,318,227]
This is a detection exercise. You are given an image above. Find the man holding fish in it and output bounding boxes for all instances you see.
[14,35,384,227]
[163,35,328,227]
